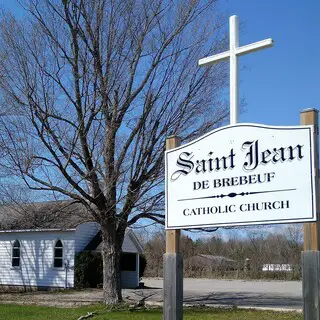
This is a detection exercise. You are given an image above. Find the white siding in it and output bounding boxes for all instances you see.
[74,222,100,253]
[121,271,138,288]
[121,253,139,288]
[93,231,141,254]
[122,233,139,253]
[0,226,142,290]
[0,231,75,288]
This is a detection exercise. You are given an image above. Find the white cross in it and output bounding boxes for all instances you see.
[199,15,273,125]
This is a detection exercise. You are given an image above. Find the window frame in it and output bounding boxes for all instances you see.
[11,239,21,269]
[53,239,64,269]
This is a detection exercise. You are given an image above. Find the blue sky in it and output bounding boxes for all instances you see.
[0,1,317,239]
[217,0,320,126]
[1,0,318,126]
[199,0,320,239]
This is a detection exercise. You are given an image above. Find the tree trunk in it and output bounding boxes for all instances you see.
[101,224,122,304]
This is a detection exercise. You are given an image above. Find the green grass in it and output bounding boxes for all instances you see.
[0,304,303,320]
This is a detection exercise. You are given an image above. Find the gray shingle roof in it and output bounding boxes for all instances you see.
[0,200,93,230]
[197,255,236,263]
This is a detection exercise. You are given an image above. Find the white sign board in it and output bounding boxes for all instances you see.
[165,124,316,229]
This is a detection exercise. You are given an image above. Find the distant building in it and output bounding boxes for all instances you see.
[186,254,237,271]
[262,264,293,272]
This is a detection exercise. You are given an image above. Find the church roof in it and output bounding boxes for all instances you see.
[84,229,144,254]
[0,200,93,231]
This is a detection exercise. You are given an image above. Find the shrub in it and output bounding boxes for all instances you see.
[74,251,147,288]
[74,252,102,288]
[75,252,145,288]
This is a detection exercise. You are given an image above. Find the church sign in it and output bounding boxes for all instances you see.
[165,123,316,229]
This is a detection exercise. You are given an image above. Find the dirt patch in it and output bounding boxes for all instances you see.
[0,287,162,308]
[0,289,103,307]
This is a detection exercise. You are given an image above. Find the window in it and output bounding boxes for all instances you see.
[12,240,20,267]
[120,253,136,271]
[53,240,63,268]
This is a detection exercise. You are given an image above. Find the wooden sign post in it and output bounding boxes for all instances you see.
[301,108,320,319]
[164,135,183,320]
[165,14,319,319]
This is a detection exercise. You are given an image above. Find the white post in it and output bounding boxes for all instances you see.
[136,253,140,288]
[229,15,239,125]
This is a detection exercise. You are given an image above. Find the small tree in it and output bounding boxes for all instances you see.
[0,0,227,303]
[284,225,303,278]
[144,231,165,277]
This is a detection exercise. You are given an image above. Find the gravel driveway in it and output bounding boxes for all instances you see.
[0,278,303,311]
[143,278,302,310]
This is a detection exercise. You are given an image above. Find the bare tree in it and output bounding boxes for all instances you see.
[144,231,165,277]
[0,0,228,303]
[283,225,303,278]
[246,229,267,275]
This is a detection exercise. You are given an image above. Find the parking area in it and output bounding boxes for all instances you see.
[0,278,303,311]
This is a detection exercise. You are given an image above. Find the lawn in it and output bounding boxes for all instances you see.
[0,304,303,320]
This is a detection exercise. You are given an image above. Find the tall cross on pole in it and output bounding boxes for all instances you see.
[199,15,273,125]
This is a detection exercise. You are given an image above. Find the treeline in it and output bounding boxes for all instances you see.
[141,225,302,280]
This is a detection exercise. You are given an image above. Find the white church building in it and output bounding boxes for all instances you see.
[0,201,143,290]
